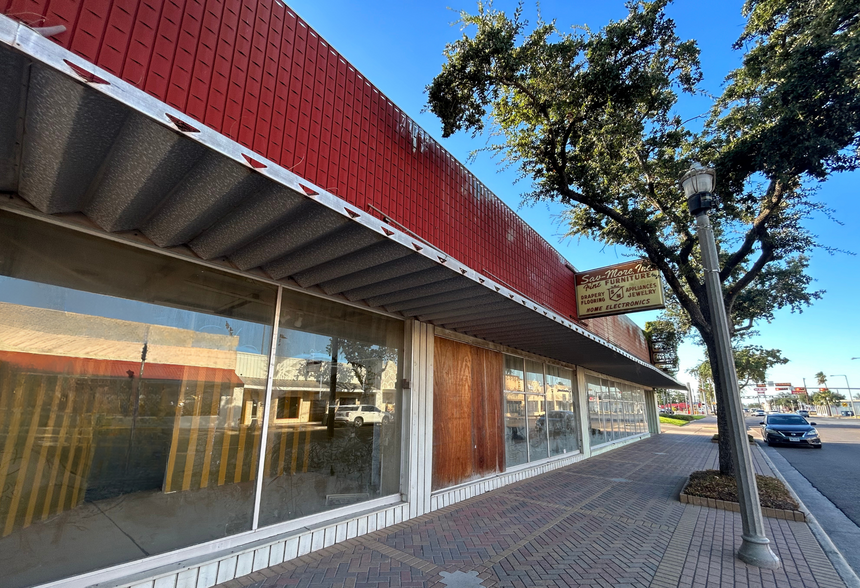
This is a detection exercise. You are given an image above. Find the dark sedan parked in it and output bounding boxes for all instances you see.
[760,414,822,448]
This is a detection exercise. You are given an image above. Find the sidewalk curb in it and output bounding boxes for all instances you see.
[754,442,860,588]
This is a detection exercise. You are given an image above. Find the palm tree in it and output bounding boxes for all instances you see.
[812,390,845,417]
[815,372,828,387]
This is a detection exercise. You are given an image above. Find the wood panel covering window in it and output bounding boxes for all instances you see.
[432,338,504,491]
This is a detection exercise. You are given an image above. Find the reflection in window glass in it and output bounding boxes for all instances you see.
[504,355,527,467]
[545,366,578,456]
[0,212,276,588]
[587,373,649,447]
[525,361,547,460]
[258,290,402,527]
[526,393,548,460]
[587,375,605,446]
[525,360,544,395]
[600,379,613,442]
[504,393,528,467]
[507,357,581,465]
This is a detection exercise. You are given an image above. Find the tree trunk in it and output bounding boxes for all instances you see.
[701,332,735,476]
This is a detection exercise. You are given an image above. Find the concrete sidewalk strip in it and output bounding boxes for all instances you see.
[219,423,847,588]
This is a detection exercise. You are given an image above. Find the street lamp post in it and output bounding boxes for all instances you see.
[830,375,855,416]
[681,163,780,569]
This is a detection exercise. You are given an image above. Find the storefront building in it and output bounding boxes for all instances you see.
[0,3,683,587]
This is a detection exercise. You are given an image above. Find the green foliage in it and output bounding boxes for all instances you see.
[713,0,860,192]
[812,389,846,405]
[659,415,691,426]
[427,0,860,474]
[426,0,845,358]
[668,413,702,422]
[733,346,789,386]
[688,346,787,409]
[770,392,800,410]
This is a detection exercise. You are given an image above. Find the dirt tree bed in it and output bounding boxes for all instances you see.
[683,469,799,511]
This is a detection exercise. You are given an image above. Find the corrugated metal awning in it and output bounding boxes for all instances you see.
[0,17,684,390]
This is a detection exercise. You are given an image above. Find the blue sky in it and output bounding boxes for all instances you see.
[283,0,860,397]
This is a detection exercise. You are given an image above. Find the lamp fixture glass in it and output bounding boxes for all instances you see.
[680,163,716,197]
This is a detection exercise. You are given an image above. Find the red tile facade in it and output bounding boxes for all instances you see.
[2,0,650,362]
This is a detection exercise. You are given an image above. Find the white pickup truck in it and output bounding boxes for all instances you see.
[334,405,392,427]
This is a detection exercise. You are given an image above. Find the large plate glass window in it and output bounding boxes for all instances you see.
[545,366,578,455]
[258,290,402,527]
[587,375,606,446]
[503,355,527,467]
[586,372,649,447]
[525,360,548,461]
[0,212,276,588]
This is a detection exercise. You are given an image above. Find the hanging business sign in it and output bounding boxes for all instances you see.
[575,260,665,319]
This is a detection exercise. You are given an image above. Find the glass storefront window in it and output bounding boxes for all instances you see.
[587,375,604,446]
[504,356,576,466]
[526,393,548,460]
[586,372,649,447]
[525,360,547,460]
[0,212,276,587]
[503,356,528,467]
[545,366,578,456]
[504,392,528,467]
[257,290,402,527]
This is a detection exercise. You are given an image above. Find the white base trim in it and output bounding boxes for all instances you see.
[429,451,586,511]
[48,435,654,588]
[36,494,403,588]
[100,501,410,588]
[589,432,653,456]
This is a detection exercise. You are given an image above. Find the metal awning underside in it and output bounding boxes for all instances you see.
[0,18,683,390]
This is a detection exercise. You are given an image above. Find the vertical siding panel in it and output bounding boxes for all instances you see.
[253,0,283,155]
[331,56,348,199]
[184,0,223,123]
[305,36,325,186]
[203,0,239,132]
[221,0,257,142]
[121,0,165,91]
[143,0,186,101]
[24,0,80,49]
[165,0,206,111]
[68,0,111,64]
[298,24,319,179]
[236,0,269,148]
[97,1,142,78]
[283,16,308,172]
[267,6,296,163]
[320,46,338,192]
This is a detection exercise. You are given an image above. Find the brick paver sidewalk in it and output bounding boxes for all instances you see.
[217,419,845,588]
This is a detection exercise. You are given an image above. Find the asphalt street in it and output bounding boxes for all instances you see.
[748,414,860,580]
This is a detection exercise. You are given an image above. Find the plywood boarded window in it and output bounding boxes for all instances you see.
[432,338,504,491]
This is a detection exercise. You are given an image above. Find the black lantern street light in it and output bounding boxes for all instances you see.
[681,163,781,569]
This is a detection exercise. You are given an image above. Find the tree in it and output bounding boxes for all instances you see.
[427,0,858,474]
[812,389,845,416]
[770,393,799,412]
[688,346,787,412]
[688,359,715,411]
[815,371,828,388]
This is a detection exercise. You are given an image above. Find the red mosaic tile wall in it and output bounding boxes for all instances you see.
[1,0,650,362]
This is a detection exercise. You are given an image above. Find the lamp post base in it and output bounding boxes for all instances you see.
[738,534,781,569]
